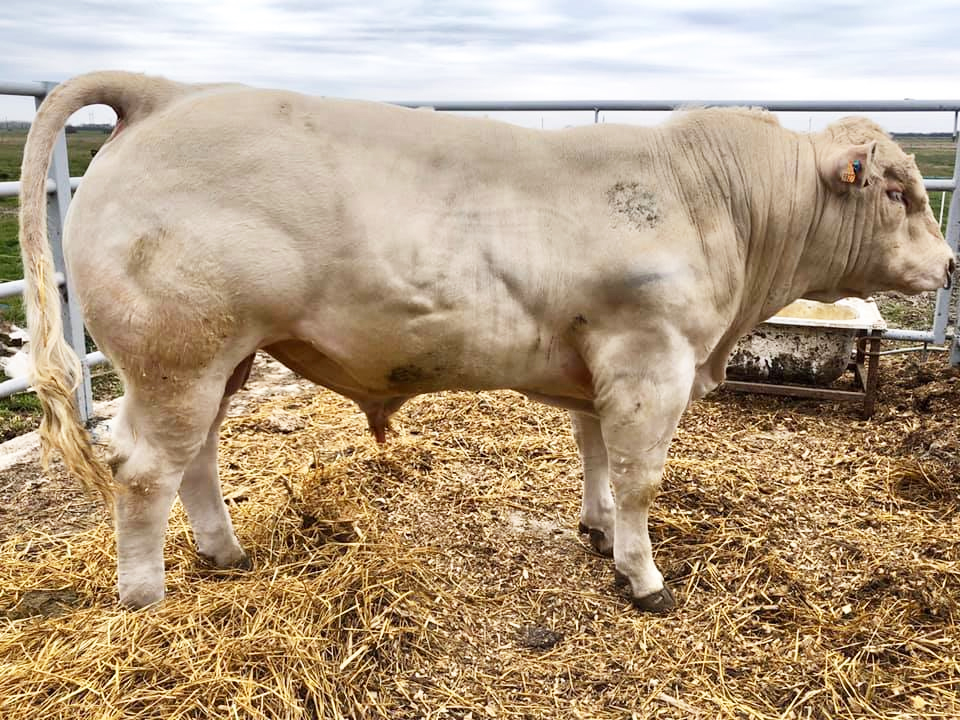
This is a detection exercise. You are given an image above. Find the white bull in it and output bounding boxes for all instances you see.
[18,72,954,610]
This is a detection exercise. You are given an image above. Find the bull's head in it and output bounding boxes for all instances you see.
[808,117,954,301]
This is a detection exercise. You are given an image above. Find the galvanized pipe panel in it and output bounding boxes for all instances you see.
[0,273,65,300]
[884,328,939,343]
[0,83,958,406]
[0,351,107,398]
[0,81,46,97]
[1,176,950,199]
[0,178,80,199]
[37,85,94,422]
[933,134,960,346]
[0,179,56,199]
[394,99,960,113]
[86,351,107,368]
[0,376,29,397]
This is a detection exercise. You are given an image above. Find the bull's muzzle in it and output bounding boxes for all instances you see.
[947,258,957,291]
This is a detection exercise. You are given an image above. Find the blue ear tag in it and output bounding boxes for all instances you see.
[852,160,862,173]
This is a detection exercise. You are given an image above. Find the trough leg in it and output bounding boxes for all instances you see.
[862,331,882,419]
[570,411,615,556]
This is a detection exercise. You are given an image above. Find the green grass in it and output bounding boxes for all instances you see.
[0,131,26,181]
[0,129,110,429]
[897,136,955,239]
[0,391,41,441]
[895,135,957,178]
[0,130,107,328]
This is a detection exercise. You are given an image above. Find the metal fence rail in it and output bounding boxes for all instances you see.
[0,80,100,419]
[0,80,47,96]
[393,99,960,113]
[0,84,958,420]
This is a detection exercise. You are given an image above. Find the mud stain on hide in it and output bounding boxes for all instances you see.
[127,228,166,278]
[607,182,661,230]
[388,365,427,385]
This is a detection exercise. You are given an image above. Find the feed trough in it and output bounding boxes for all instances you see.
[725,298,887,415]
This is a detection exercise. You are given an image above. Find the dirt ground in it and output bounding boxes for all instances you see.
[1,349,959,719]
[0,346,950,542]
[0,355,317,540]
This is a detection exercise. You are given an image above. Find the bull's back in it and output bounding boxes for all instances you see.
[64,86,701,396]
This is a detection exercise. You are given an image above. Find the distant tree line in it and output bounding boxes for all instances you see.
[891,132,955,139]
[64,124,114,134]
[0,122,114,132]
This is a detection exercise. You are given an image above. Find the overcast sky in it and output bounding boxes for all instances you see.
[1,0,959,134]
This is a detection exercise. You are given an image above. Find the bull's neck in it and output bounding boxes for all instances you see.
[795,176,876,301]
[729,133,828,329]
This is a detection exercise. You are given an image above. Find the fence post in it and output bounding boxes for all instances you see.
[35,83,94,422]
[948,137,960,363]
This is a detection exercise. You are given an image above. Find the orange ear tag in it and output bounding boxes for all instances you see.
[840,159,862,184]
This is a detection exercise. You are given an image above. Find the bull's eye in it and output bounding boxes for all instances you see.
[886,189,908,208]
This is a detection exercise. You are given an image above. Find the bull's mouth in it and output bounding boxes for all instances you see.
[895,276,951,296]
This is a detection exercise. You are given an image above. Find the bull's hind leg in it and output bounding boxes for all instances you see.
[178,355,255,569]
[109,366,243,609]
[570,411,614,556]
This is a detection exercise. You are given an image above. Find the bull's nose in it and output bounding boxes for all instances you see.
[947,258,956,290]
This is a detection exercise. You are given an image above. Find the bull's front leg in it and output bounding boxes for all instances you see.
[593,342,694,613]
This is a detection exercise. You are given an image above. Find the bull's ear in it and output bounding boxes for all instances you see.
[820,140,877,193]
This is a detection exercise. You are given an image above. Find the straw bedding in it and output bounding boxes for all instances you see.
[0,354,958,719]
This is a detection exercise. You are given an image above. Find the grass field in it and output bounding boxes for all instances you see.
[896,135,956,231]
[0,129,107,325]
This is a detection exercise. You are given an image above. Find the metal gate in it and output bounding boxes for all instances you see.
[0,80,104,421]
[1,83,958,422]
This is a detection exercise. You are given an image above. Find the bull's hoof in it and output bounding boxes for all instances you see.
[118,584,164,610]
[578,523,614,557]
[631,586,676,614]
[199,549,252,571]
[231,552,253,571]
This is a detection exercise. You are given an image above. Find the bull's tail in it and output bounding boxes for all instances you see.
[18,71,188,505]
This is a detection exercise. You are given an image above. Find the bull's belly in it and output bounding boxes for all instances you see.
[262,338,594,408]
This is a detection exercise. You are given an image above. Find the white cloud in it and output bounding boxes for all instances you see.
[0,0,957,132]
